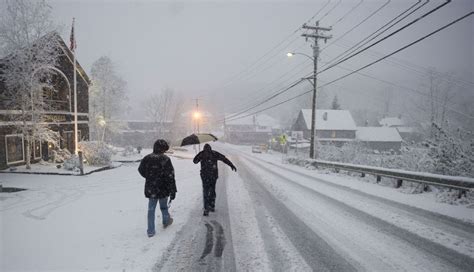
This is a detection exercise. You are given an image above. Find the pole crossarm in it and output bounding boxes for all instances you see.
[302,23,332,31]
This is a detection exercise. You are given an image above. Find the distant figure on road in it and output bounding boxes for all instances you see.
[138,139,177,237]
[193,144,236,216]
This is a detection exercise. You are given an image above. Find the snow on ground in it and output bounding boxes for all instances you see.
[0,148,202,271]
[223,143,474,223]
[226,169,271,271]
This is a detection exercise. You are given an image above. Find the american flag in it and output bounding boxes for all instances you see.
[69,18,77,52]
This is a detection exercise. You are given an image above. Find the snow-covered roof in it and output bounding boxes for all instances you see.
[356,127,403,142]
[226,113,281,129]
[396,127,416,133]
[379,117,405,127]
[300,109,357,131]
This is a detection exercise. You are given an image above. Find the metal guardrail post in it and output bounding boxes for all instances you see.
[396,179,403,188]
[376,176,381,183]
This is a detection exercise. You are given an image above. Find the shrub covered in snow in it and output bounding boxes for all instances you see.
[121,146,136,157]
[50,148,72,163]
[63,155,80,170]
[78,141,116,166]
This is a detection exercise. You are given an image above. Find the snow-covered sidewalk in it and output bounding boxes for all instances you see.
[1,150,203,271]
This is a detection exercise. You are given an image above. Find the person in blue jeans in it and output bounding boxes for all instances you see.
[138,139,177,237]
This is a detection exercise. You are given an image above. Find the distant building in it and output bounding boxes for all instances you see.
[292,109,357,146]
[379,116,421,142]
[109,120,182,148]
[356,127,403,152]
[225,113,281,144]
[0,33,91,170]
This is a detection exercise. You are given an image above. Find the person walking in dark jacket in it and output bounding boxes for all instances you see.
[193,144,236,216]
[138,139,177,237]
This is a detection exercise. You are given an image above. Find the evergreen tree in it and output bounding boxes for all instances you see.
[331,95,341,110]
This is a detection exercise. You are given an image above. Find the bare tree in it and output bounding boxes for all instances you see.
[143,88,184,139]
[0,0,61,169]
[89,56,128,142]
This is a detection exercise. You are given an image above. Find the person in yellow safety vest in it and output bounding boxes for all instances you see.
[279,134,287,145]
[279,134,287,153]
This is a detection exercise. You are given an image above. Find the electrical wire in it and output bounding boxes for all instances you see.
[320,0,391,52]
[319,0,342,22]
[203,0,334,95]
[319,0,451,75]
[222,11,474,124]
[330,0,364,27]
[321,0,427,70]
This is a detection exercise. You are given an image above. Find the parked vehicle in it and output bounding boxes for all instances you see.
[252,145,262,153]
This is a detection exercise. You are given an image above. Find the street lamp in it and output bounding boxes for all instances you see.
[287,51,318,159]
[97,116,106,143]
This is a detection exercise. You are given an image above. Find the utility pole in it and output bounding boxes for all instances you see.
[302,21,331,159]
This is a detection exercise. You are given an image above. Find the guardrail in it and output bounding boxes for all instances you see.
[287,158,474,198]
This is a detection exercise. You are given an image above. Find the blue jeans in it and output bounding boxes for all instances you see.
[147,197,170,235]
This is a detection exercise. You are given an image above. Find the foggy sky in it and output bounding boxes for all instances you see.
[50,0,473,123]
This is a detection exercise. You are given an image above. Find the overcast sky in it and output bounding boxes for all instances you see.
[50,0,473,122]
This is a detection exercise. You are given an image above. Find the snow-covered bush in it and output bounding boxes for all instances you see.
[426,123,474,177]
[78,141,115,166]
[50,148,72,163]
[63,155,80,170]
[121,146,135,157]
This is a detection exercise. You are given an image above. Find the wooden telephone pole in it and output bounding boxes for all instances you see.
[302,21,331,159]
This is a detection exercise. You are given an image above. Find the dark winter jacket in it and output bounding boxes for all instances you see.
[193,144,236,180]
[138,141,177,199]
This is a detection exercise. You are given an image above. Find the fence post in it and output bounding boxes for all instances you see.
[395,179,403,188]
[376,175,381,183]
[78,151,84,175]
[361,173,365,178]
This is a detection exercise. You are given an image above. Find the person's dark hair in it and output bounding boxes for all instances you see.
[153,139,169,154]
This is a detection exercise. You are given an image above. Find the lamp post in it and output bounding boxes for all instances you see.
[287,51,318,159]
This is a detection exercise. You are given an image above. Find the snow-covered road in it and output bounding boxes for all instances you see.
[1,144,473,271]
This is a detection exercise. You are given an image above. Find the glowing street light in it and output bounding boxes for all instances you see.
[286,52,294,57]
[193,111,201,120]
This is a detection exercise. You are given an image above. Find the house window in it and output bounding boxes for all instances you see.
[5,134,25,164]
[331,131,336,138]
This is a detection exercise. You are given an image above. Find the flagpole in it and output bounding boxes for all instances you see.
[72,18,78,155]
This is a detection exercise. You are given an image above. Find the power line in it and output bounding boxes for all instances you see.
[318,0,342,22]
[203,1,335,96]
[221,11,474,124]
[320,0,391,52]
[330,0,364,27]
[322,0,427,70]
[319,0,451,75]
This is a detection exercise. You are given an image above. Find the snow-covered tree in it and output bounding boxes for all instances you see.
[89,56,128,142]
[427,123,473,177]
[331,95,341,110]
[0,0,61,169]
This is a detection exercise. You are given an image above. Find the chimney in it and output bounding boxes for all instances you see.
[323,112,328,121]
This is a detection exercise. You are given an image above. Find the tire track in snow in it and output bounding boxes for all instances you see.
[235,156,358,272]
[238,153,474,271]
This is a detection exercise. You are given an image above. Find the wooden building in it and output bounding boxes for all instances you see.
[292,109,357,146]
[0,33,91,169]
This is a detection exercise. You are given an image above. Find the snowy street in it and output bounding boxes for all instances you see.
[2,144,473,271]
